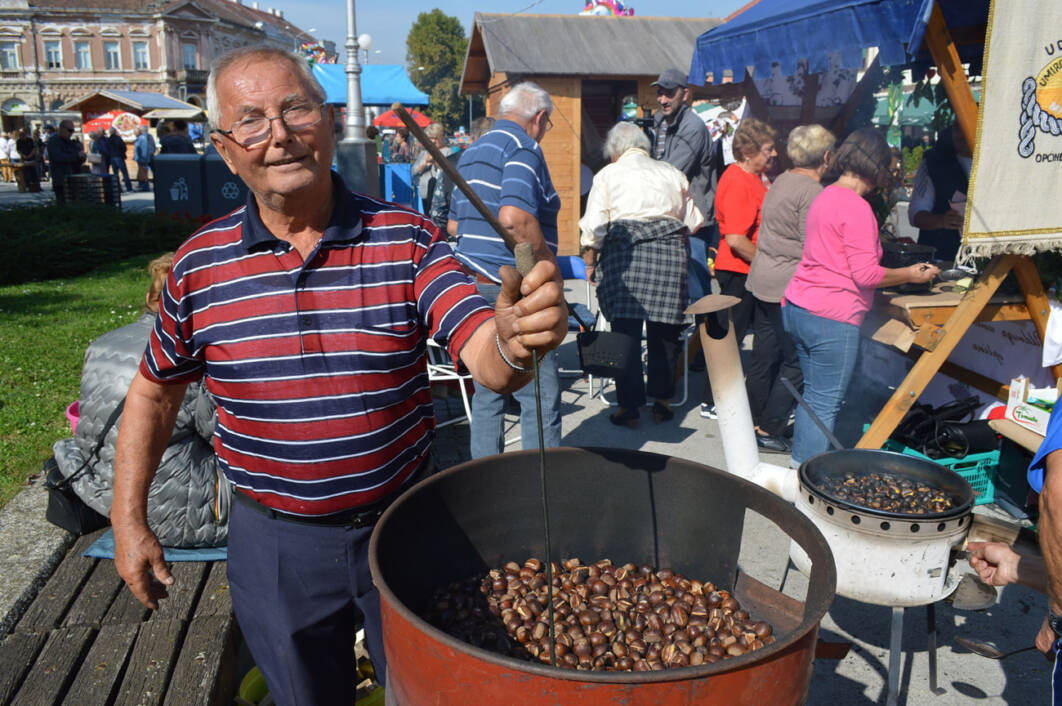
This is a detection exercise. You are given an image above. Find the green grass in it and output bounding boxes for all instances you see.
[0,251,174,508]
[0,202,197,507]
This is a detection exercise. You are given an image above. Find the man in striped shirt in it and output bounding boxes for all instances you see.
[448,82,563,458]
[110,47,566,704]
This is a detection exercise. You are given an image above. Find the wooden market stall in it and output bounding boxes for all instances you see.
[59,90,204,169]
[459,12,722,256]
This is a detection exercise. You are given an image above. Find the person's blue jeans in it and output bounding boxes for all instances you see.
[782,301,861,465]
[688,226,715,304]
[470,283,562,458]
[110,155,132,190]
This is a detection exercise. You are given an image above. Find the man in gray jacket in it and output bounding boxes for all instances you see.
[651,68,718,415]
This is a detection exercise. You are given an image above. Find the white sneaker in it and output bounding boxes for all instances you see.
[700,404,718,419]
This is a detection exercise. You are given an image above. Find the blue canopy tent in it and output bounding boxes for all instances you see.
[689,0,989,84]
[311,64,429,106]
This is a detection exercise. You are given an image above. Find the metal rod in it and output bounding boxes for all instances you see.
[780,376,845,452]
[927,602,945,695]
[887,606,903,706]
[533,349,556,668]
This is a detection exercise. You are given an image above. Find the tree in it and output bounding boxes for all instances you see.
[406,9,468,131]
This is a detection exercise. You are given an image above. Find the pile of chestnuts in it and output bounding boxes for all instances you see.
[424,557,775,672]
[820,471,955,514]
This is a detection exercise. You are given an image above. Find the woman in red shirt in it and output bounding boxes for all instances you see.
[714,118,777,334]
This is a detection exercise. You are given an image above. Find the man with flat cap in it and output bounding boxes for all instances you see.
[651,67,718,415]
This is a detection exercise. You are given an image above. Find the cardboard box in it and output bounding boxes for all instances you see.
[1005,376,1058,436]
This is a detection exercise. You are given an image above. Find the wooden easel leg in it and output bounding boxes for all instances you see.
[1013,255,1062,381]
[857,255,1017,449]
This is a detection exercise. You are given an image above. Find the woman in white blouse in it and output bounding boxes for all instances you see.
[580,121,704,427]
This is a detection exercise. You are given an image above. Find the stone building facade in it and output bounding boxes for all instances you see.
[0,0,329,124]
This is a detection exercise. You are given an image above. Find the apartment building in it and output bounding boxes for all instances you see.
[0,0,330,128]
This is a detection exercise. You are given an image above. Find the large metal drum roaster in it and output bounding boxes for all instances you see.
[369,447,836,704]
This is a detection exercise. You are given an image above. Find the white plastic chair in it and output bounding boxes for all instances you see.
[425,339,473,428]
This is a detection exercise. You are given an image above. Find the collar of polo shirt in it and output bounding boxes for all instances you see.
[240,172,366,252]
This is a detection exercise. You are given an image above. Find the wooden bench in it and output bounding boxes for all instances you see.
[0,529,238,706]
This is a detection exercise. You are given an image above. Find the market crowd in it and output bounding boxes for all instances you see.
[48,44,980,705]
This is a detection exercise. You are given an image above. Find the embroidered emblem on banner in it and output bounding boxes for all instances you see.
[1019,48,1062,158]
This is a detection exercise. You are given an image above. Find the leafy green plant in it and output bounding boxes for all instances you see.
[902,145,925,182]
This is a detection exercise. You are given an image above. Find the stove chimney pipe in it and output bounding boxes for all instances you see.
[689,295,798,502]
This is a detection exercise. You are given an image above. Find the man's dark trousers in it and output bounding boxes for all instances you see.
[227,498,386,705]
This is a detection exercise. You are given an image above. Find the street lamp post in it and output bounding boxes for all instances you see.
[358,34,372,64]
[335,0,379,196]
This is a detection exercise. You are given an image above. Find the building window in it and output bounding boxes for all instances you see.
[132,41,148,70]
[182,43,196,70]
[44,40,61,69]
[104,41,120,70]
[75,40,91,70]
[0,41,18,70]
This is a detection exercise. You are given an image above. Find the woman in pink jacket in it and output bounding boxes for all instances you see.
[782,129,939,465]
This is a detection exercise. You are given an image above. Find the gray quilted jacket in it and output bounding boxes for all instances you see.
[52,313,230,547]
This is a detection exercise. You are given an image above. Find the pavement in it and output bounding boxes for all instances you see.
[0,177,156,211]
[0,180,1049,702]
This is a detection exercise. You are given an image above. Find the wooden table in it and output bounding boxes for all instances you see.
[858,255,1058,450]
[0,530,237,706]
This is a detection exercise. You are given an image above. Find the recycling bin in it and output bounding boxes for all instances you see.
[204,152,248,218]
[153,154,205,218]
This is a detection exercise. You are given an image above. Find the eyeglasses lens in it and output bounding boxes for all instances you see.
[232,104,323,147]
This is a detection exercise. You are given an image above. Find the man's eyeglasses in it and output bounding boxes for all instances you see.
[544,114,553,132]
[213,102,325,149]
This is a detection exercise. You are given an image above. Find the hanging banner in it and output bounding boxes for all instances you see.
[964,0,1062,256]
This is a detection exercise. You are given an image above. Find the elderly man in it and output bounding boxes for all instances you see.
[447,82,562,458]
[45,120,85,204]
[111,46,566,705]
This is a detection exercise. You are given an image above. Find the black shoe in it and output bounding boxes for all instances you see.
[756,431,791,453]
[652,401,674,423]
[609,408,640,427]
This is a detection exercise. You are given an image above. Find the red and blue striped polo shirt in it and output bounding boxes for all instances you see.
[140,176,493,516]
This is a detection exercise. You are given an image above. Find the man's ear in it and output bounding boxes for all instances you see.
[210,133,239,176]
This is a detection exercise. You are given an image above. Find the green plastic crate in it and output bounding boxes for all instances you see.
[880,438,998,506]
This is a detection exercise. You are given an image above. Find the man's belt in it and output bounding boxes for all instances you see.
[233,490,386,528]
[232,455,434,528]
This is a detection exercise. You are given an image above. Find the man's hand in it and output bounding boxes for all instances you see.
[968,541,1022,587]
[913,210,964,231]
[494,260,567,368]
[112,372,186,610]
[113,518,173,610]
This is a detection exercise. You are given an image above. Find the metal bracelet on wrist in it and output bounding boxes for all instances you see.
[496,333,532,374]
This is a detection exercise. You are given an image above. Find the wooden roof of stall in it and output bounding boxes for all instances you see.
[460,13,723,94]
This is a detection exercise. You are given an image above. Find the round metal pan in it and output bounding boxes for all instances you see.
[800,449,975,520]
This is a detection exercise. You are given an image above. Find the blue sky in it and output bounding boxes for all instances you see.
[271,0,749,67]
